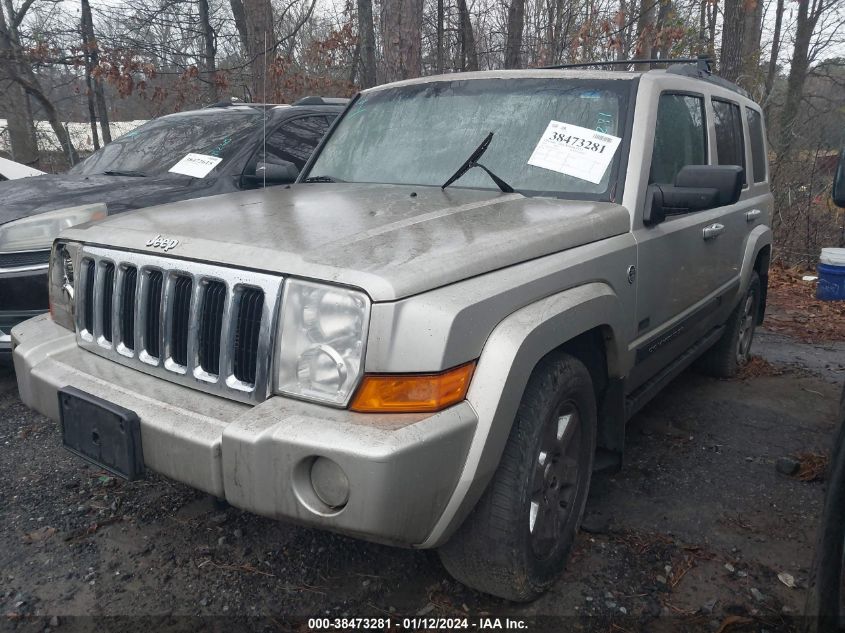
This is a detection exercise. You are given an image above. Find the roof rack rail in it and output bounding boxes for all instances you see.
[665,58,749,98]
[204,97,245,108]
[293,96,350,106]
[542,56,711,71]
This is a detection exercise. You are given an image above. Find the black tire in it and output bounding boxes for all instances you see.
[438,352,597,601]
[805,387,845,633]
[696,271,761,378]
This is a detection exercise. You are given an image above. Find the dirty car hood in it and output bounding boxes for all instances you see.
[61,183,631,301]
[0,172,206,225]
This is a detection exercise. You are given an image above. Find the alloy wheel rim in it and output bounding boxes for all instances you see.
[528,402,581,560]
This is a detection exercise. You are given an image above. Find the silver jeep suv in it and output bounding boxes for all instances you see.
[12,63,772,601]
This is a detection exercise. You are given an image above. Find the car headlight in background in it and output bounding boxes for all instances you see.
[0,203,106,252]
[48,240,82,332]
[276,279,370,406]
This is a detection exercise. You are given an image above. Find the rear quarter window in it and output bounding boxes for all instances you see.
[745,107,767,183]
[713,99,746,186]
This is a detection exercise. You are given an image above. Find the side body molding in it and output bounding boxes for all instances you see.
[420,282,626,548]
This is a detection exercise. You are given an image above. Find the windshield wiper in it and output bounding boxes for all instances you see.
[102,170,147,177]
[441,132,514,193]
[303,175,344,183]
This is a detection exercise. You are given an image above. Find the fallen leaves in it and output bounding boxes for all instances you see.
[21,526,56,543]
[765,264,845,343]
[715,614,754,633]
[777,571,796,588]
[736,356,784,380]
[795,451,829,482]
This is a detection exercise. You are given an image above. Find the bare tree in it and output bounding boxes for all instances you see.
[458,0,478,71]
[81,0,111,143]
[357,0,377,86]
[504,0,525,68]
[198,0,218,101]
[381,0,423,80]
[763,0,784,105]
[719,0,763,89]
[230,0,274,99]
[0,0,78,163]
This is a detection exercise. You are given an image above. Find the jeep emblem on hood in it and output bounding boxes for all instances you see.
[146,235,180,252]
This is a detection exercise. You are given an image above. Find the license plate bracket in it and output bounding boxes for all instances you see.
[58,386,144,480]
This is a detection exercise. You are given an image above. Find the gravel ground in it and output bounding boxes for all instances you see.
[1,329,842,633]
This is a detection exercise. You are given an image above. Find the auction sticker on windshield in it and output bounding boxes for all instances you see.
[168,153,223,178]
[528,121,621,184]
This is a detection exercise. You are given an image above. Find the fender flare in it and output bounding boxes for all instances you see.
[419,282,626,548]
[738,225,772,321]
[739,225,772,293]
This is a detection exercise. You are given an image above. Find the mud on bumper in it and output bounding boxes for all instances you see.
[12,314,477,547]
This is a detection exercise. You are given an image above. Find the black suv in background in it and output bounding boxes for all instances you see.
[0,97,346,361]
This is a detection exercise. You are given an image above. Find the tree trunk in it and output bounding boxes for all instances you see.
[776,0,816,159]
[504,0,525,69]
[381,0,423,81]
[198,0,218,102]
[0,2,38,167]
[457,0,478,71]
[4,80,39,167]
[230,0,274,100]
[763,0,784,103]
[436,0,444,73]
[15,68,79,164]
[655,1,673,60]
[83,59,100,151]
[633,0,656,69]
[719,0,762,89]
[80,0,110,143]
[357,0,377,87]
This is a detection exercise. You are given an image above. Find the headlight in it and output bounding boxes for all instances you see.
[48,240,82,332]
[0,203,106,252]
[276,279,371,406]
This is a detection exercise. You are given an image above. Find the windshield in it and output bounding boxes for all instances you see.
[70,110,263,177]
[306,78,631,198]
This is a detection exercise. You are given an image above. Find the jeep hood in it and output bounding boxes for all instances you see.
[61,183,631,301]
[0,172,213,225]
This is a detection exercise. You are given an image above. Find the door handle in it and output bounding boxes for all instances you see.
[702,223,725,240]
[745,209,762,222]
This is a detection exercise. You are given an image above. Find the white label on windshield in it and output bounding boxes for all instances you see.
[527,121,622,184]
[168,153,223,178]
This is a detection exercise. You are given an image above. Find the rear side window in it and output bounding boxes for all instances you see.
[745,107,767,183]
[713,99,746,185]
[261,116,331,170]
[650,94,707,185]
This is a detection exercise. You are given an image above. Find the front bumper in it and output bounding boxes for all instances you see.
[12,315,477,547]
[1,265,49,360]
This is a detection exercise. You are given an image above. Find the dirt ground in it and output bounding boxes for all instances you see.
[1,325,843,633]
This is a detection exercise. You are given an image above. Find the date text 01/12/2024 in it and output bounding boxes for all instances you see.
[306,617,530,630]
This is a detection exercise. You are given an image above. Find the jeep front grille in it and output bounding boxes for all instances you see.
[75,246,283,404]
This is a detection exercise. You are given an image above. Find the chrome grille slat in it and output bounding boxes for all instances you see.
[74,247,283,405]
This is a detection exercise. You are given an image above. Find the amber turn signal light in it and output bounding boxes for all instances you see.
[350,361,476,413]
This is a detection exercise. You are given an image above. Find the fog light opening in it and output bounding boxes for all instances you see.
[309,457,350,509]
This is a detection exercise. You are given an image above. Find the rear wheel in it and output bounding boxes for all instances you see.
[438,352,597,601]
[696,271,761,378]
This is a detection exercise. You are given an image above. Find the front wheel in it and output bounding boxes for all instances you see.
[438,352,597,601]
[696,271,761,379]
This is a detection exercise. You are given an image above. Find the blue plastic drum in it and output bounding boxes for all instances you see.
[817,248,845,301]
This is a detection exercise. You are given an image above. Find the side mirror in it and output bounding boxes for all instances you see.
[256,160,298,184]
[645,165,744,225]
[242,160,299,187]
[834,149,845,208]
